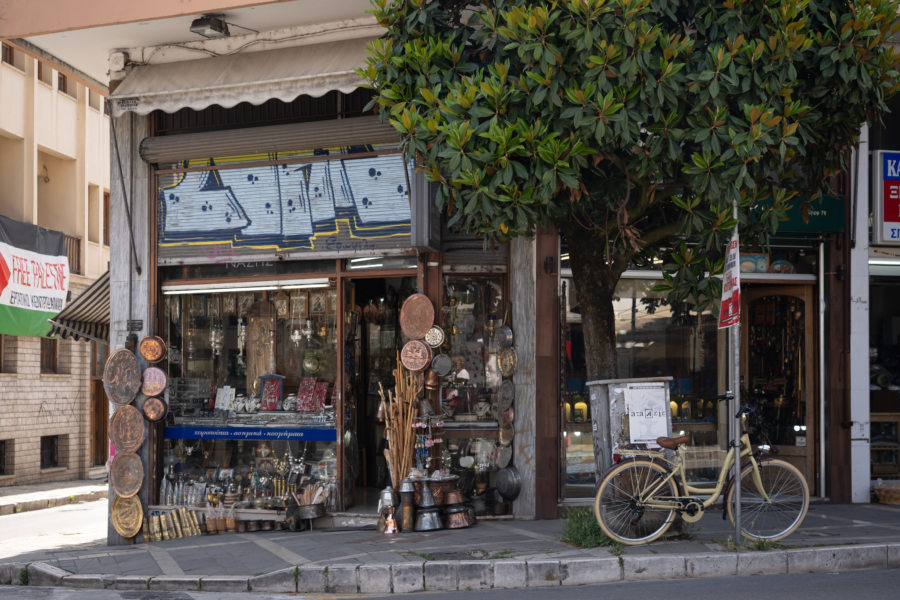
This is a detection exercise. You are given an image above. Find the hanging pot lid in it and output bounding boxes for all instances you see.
[110,494,143,539]
[109,404,145,453]
[110,452,144,498]
[400,339,432,372]
[498,406,514,430]
[494,325,514,348]
[141,367,167,397]
[498,423,515,447]
[431,354,452,377]
[497,347,517,378]
[138,336,167,364]
[498,380,515,410]
[399,293,434,340]
[495,465,521,500]
[493,443,512,469]
[142,396,167,422]
[103,349,141,406]
[424,325,445,348]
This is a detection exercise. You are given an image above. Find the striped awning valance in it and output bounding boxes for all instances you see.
[47,271,109,344]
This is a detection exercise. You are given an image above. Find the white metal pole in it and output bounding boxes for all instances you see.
[731,199,742,546]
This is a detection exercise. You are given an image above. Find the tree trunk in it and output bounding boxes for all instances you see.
[559,221,626,474]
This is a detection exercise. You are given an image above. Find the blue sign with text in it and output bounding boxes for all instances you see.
[163,425,337,442]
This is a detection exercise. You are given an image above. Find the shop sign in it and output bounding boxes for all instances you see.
[874,150,900,245]
[718,231,741,329]
[0,215,69,337]
[779,195,844,233]
[157,152,415,264]
[163,425,337,442]
[624,382,671,446]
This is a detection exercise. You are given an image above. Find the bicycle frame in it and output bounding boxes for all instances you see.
[616,428,770,512]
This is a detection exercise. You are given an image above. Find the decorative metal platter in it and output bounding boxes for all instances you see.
[498,379,515,410]
[424,325,445,348]
[111,494,143,539]
[498,406,514,430]
[431,353,452,377]
[110,452,143,498]
[138,336,167,364]
[142,396,167,422]
[499,423,515,446]
[400,340,432,372]
[399,293,434,340]
[109,404,145,453]
[141,367,167,397]
[495,325,514,348]
[497,347,517,378]
[493,443,513,469]
[102,349,141,406]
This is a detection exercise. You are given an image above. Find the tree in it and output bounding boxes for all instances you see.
[360,0,899,463]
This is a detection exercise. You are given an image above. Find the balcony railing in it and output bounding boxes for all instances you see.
[65,234,82,275]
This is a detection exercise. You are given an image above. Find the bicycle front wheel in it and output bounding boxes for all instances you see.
[594,459,678,545]
[726,458,809,542]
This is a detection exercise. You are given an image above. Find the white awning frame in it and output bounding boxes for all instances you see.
[109,37,373,117]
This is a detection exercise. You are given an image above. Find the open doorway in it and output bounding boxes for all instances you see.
[343,276,417,512]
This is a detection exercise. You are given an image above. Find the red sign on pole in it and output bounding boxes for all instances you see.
[718,232,741,329]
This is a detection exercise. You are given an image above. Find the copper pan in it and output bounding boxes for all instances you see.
[110,452,143,498]
[141,367,167,397]
[138,336,167,363]
[400,340,432,372]
[142,396,168,422]
[103,349,141,406]
[399,293,434,340]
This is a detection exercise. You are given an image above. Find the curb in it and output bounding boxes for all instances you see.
[2,543,899,593]
[0,490,107,516]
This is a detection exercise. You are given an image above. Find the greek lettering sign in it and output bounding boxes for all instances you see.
[874,151,900,245]
[0,215,69,337]
[718,231,741,329]
[624,382,671,446]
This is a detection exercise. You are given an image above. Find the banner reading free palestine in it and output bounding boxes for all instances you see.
[0,215,69,337]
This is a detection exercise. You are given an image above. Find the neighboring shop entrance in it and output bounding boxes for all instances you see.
[741,284,817,490]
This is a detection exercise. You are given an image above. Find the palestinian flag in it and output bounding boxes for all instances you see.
[0,215,69,337]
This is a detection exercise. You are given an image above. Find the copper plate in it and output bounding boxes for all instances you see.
[103,348,141,405]
[497,347,517,378]
[498,379,515,410]
[399,293,434,340]
[424,325,445,348]
[111,494,143,539]
[400,339,432,372]
[141,367,167,397]
[431,353,452,377]
[110,452,144,498]
[142,396,167,422]
[138,336,167,363]
[109,404,145,453]
[499,424,515,446]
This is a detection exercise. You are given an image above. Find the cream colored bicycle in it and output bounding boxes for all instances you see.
[594,405,809,545]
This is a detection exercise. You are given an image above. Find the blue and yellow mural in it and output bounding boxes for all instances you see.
[157,150,412,263]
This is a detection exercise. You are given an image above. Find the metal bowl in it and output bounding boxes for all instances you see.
[495,465,521,501]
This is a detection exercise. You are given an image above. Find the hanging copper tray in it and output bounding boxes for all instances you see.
[498,379,515,411]
[424,325,445,348]
[141,367,167,397]
[111,494,143,539]
[497,347,517,378]
[109,404,145,453]
[399,293,434,340]
[499,423,515,447]
[110,452,144,498]
[400,339,433,372]
[138,336,167,364]
[142,396,167,422]
[103,349,141,406]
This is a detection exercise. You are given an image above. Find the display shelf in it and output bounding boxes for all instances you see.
[442,421,499,430]
[163,425,337,442]
[149,505,286,522]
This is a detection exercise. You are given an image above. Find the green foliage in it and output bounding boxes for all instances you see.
[561,507,621,552]
[18,568,28,586]
[362,0,900,313]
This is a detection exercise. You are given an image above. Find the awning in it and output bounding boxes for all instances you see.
[109,37,373,117]
[47,271,109,344]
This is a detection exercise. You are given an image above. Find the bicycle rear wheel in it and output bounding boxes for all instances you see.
[593,459,678,545]
[726,458,809,541]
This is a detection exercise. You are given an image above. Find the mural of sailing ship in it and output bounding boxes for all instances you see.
[158,151,411,253]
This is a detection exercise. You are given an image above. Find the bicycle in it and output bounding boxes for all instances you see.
[593,404,809,545]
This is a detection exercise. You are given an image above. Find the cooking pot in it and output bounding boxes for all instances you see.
[495,465,521,501]
[414,507,443,531]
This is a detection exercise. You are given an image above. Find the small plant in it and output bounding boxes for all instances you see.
[561,507,618,550]
[293,566,299,585]
[752,538,783,552]
[19,568,29,586]
[488,550,514,560]
[411,552,433,561]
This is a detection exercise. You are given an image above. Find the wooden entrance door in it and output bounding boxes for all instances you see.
[741,285,816,492]
[90,341,109,466]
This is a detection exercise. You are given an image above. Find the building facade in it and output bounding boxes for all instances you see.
[0,41,110,485]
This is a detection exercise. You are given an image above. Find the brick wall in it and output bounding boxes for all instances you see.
[0,280,97,486]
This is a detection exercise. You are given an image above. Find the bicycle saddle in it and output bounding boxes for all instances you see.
[655,435,690,449]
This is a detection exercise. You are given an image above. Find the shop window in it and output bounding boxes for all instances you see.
[0,439,11,475]
[40,435,66,469]
[58,73,77,99]
[40,338,58,374]
[37,61,53,86]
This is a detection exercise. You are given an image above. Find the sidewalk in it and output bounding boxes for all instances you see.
[0,480,107,516]
[2,497,900,594]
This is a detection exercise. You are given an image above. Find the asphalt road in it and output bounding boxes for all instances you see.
[0,499,107,560]
[1,570,899,599]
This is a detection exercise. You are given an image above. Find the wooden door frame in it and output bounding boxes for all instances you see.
[740,284,817,492]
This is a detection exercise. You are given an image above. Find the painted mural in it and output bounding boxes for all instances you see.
[157,150,412,262]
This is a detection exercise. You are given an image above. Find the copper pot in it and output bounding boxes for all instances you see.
[444,489,466,506]
[424,370,441,391]
[444,504,474,529]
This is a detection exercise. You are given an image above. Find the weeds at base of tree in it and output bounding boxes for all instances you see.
[19,569,29,586]
[752,538,784,552]
[561,507,622,556]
